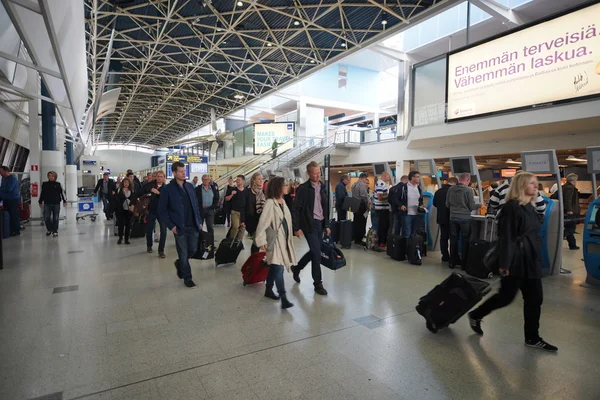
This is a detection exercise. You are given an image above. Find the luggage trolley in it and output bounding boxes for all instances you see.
[76,194,98,222]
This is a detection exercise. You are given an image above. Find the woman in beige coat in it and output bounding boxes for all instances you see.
[255,177,297,309]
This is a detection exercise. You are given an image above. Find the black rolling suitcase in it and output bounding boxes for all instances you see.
[329,219,341,243]
[387,234,406,261]
[465,216,495,279]
[339,220,353,249]
[130,218,146,238]
[407,233,424,265]
[192,231,215,260]
[416,272,492,333]
[215,237,244,266]
[214,208,226,225]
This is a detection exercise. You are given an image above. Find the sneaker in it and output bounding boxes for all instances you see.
[159,252,166,259]
[569,246,580,250]
[117,238,122,245]
[281,297,294,309]
[525,338,558,352]
[46,231,52,236]
[184,280,197,288]
[52,232,58,237]
[174,261,183,279]
[147,247,153,253]
[468,312,484,335]
[314,285,328,296]
[291,265,301,283]
[125,240,131,245]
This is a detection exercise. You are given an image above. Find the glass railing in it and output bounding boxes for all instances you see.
[332,126,399,144]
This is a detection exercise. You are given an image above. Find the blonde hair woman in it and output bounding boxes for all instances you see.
[254,177,296,309]
[468,172,557,352]
[245,172,265,253]
[38,171,67,236]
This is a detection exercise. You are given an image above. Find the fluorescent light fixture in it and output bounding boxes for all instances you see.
[237,1,243,6]
[382,19,388,25]
[310,60,316,64]
[267,43,272,47]
[294,20,300,26]
[341,43,346,47]
[94,143,156,154]
[565,155,587,162]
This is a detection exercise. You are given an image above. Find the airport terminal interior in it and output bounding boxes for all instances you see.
[1,0,600,399]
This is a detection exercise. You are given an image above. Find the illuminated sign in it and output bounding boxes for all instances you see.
[447,3,600,121]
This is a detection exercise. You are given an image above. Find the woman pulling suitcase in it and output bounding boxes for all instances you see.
[113,177,138,245]
[254,177,296,309]
[468,172,558,352]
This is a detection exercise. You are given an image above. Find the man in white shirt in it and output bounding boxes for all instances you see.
[398,171,423,238]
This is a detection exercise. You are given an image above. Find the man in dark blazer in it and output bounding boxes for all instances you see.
[335,175,349,221]
[159,162,203,289]
[92,172,117,220]
[432,177,457,262]
[291,161,330,296]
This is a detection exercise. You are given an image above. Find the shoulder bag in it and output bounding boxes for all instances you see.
[265,204,284,252]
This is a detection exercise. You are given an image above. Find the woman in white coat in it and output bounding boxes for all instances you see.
[254,177,297,309]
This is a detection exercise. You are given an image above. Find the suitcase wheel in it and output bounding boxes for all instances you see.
[426,322,438,333]
[242,281,247,286]
[487,272,494,279]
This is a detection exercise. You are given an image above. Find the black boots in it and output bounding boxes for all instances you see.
[264,288,280,300]
[281,295,294,309]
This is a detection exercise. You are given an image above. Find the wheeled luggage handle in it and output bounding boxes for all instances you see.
[484,214,497,242]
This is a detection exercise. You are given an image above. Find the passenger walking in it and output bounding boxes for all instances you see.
[243,172,265,254]
[374,171,392,248]
[398,171,423,238]
[225,175,246,241]
[335,175,349,221]
[126,169,143,193]
[255,177,296,309]
[291,161,330,296]
[0,166,21,236]
[432,177,457,262]
[468,172,558,352]
[195,174,220,236]
[224,177,235,227]
[38,171,67,237]
[351,173,370,244]
[92,171,117,220]
[159,162,203,288]
[114,177,138,245]
[446,172,479,269]
[145,170,167,257]
[562,173,580,250]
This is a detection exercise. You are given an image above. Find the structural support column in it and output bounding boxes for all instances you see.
[65,140,77,203]
[296,99,307,141]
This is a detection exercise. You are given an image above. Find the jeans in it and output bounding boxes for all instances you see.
[100,195,112,218]
[564,219,577,249]
[266,264,285,295]
[337,208,347,221]
[402,214,419,238]
[146,213,166,252]
[202,209,215,236]
[376,209,390,245]
[471,277,543,341]
[450,218,472,265]
[174,226,199,281]
[393,212,403,236]
[439,223,450,259]
[44,204,60,233]
[117,210,133,240]
[297,219,324,286]
[3,199,20,234]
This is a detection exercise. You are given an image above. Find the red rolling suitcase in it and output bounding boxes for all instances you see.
[19,202,31,222]
[241,252,269,286]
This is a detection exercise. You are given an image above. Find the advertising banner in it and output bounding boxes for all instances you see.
[254,123,295,155]
[447,3,600,121]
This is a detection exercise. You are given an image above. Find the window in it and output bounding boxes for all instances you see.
[244,126,254,155]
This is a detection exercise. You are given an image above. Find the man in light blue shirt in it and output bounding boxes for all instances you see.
[195,174,220,236]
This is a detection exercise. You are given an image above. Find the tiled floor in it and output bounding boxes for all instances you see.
[1,208,599,400]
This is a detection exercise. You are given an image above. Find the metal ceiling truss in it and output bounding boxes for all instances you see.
[86,0,446,148]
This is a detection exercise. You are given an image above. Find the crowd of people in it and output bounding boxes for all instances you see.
[15,159,579,351]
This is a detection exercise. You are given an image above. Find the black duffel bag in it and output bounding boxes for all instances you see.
[320,236,346,271]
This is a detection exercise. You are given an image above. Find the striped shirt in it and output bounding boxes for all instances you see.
[488,181,546,216]
[373,179,390,210]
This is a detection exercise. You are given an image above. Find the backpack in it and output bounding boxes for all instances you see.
[389,183,402,213]
[363,228,379,251]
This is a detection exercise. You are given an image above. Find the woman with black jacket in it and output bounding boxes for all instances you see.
[243,172,265,254]
[38,171,66,236]
[468,172,557,352]
[113,177,138,245]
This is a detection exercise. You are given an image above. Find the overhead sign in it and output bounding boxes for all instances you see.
[82,160,97,165]
[166,154,188,163]
[187,155,207,163]
[447,2,600,121]
[254,122,295,155]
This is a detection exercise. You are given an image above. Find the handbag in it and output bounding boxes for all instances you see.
[320,236,346,271]
[265,216,284,252]
[483,227,531,273]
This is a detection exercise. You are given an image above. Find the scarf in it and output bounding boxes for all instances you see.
[252,184,265,214]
